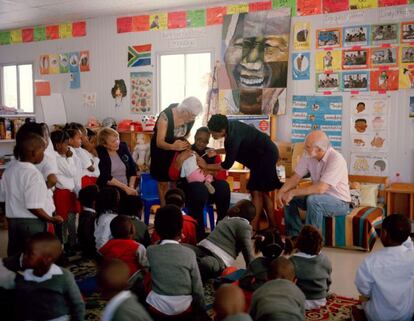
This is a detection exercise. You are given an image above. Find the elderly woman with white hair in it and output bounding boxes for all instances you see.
[150,96,203,205]
[275,130,351,237]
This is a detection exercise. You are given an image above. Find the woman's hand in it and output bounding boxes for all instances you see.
[171,140,190,151]
[125,186,138,196]
[176,149,193,166]
[196,155,208,169]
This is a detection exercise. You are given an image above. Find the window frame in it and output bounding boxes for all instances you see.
[0,62,35,113]
[157,49,214,114]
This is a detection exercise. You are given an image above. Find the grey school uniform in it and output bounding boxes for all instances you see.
[223,313,253,321]
[103,291,153,321]
[249,279,305,321]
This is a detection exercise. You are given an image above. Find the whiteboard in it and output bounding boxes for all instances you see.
[40,93,67,126]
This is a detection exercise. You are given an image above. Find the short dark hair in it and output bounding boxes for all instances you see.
[110,215,134,239]
[96,187,120,216]
[195,127,210,136]
[382,214,411,245]
[355,118,367,124]
[50,130,70,150]
[254,228,285,259]
[165,188,186,209]
[228,200,256,222]
[296,225,323,255]
[154,205,183,240]
[78,185,99,208]
[87,128,96,139]
[14,132,45,160]
[118,195,144,219]
[14,122,45,158]
[207,114,228,132]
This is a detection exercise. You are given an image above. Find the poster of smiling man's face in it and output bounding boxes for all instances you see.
[219,9,290,115]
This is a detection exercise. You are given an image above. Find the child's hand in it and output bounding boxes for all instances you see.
[53,216,64,224]
[66,148,73,158]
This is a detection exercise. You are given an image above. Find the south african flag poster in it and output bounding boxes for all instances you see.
[128,44,151,67]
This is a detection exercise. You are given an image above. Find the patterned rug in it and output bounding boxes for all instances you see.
[305,295,360,321]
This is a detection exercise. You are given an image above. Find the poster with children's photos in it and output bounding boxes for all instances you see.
[316,72,340,92]
[316,28,341,49]
[370,23,399,45]
[350,154,388,176]
[342,49,369,69]
[130,72,152,113]
[350,95,390,153]
[342,71,370,91]
[292,52,310,80]
[370,47,398,68]
[401,22,414,43]
[343,25,370,47]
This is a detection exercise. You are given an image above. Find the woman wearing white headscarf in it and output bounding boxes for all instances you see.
[150,96,203,205]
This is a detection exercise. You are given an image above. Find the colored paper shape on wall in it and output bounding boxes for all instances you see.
[370,47,398,68]
[49,54,60,74]
[292,52,310,80]
[39,55,49,74]
[378,0,407,6]
[297,0,322,16]
[249,1,273,11]
[401,21,414,43]
[342,71,370,91]
[227,4,249,14]
[316,28,341,48]
[168,11,187,29]
[371,23,399,45]
[10,29,22,43]
[316,72,341,92]
[46,25,59,40]
[370,69,399,91]
[342,48,370,69]
[315,50,342,71]
[22,28,34,42]
[273,0,297,16]
[149,13,167,30]
[293,22,311,50]
[35,80,51,96]
[0,31,10,45]
[69,52,79,73]
[349,0,378,9]
[70,72,80,89]
[206,7,226,25]
[322,0,349,13]
[34,26,46,41]
[343,25,370,47]
[59,53,69,73]
[59,23,72,39]
[399,67,414,89]
[117,17,132,33]
[132,15,150,32]
[187,10,206,28]
[130,72,153,113]
[400,45,414,65]
[72,21,86,37]
[79,51,90,72]
[128,44,151,67]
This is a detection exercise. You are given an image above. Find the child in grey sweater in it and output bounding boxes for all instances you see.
[290,225,332,310]
[250,257,305,321]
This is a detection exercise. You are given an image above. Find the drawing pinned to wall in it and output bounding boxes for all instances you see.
[349,0,378,10]
[292,52,310,80]
[130,72,152,113]
[370,47,398,67]
[59,53,69,73]
[400,45,414,65]
[399,67,414,89]
[128,44,151,67]
[220,8,291,115]
[401,21,414,43]
[49,54,59,74]
[132,15,150,32]
[410,97,414,118]
[343,25,370,47]
[79,51,90,72]
[370,69,399,91]
[69,52,79,73]
[149,13,167,30]
[316,72,341,92]
[342,48,369,69]
[293,22,310,50]
[186,9,206,27]
[111,79,127,109]
[168,11,187,29]
[371,23,399,45]
[39,55,49,74]
[342,71,370,91]
[322,0,349,13]
[82,93,96,108]
[315,50,341,71]
[350,154,388,176]
[69,72,80,89]
[291,95,343,149]
[34,80,51,96]
[296,0,322,16]
[316,28,341,49]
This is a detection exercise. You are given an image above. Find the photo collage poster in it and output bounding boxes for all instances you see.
[350,95,390,176]
[291,95,343,149]
[219,8,291,115]
[130,72,152,113]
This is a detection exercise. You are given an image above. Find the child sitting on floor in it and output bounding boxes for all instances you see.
[98,259,153,321]
[146,205,206,320]
[290,225,332,310]
[214,284,252,321]
[190,200,256,281]
[354,214,414,321]
[239,228,293,292]
[94,187,120,250]
[250,257,305,321]
[99,215,148,278]
[15,232,85,321]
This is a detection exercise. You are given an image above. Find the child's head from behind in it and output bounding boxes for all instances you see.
[23,232,62,276]
[15,132,46,164]
[98,259,130,299]
[118,195,143,219]
[78,185,99,209]
[227,199,256,223]
[381,214,411,247]
[213,284,245,321]
[87,128,97,147]
[154,205,183,241]
[110,215,135,240]
[50,130,70,155]
[96,187,120,215]
[268,257,296,282]
[254,228,291,259]
[296,225,323,255]
[165,188,186,209]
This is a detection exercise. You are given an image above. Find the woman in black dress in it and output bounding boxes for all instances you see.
[199,114,282,231]
[150,96,203,205]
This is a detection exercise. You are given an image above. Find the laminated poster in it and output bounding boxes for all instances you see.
[401,22,414,43]
[370,47,398,68]
[343,25,370,47]
[400,45,414,66]
[342,48,369,69]
[228,115,270,135]
[371,23,399,45]
[316,28,341,49]
[130,72,152,113]
[293,22,311,50]
[370,69,399,91]
[399,67,414,89]
[350,154,388,176]
[291,95,343,149]
[342,71,370,91]
[315,49,342,71]
[316,72,341,92]
[292,52,310,80]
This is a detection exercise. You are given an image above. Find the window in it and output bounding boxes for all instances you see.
[1,63,34,113]
[159,52,211,138]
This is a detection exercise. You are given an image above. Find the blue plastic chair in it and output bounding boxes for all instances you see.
[183,203,215,231]
[140,173,160,225]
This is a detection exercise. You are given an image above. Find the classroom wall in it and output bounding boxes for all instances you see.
[0,4,413,181]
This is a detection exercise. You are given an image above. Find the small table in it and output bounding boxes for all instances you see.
[386,183,414,220]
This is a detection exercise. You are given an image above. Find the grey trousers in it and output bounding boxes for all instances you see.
[7,218,46,256]
[185,244,226,282]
